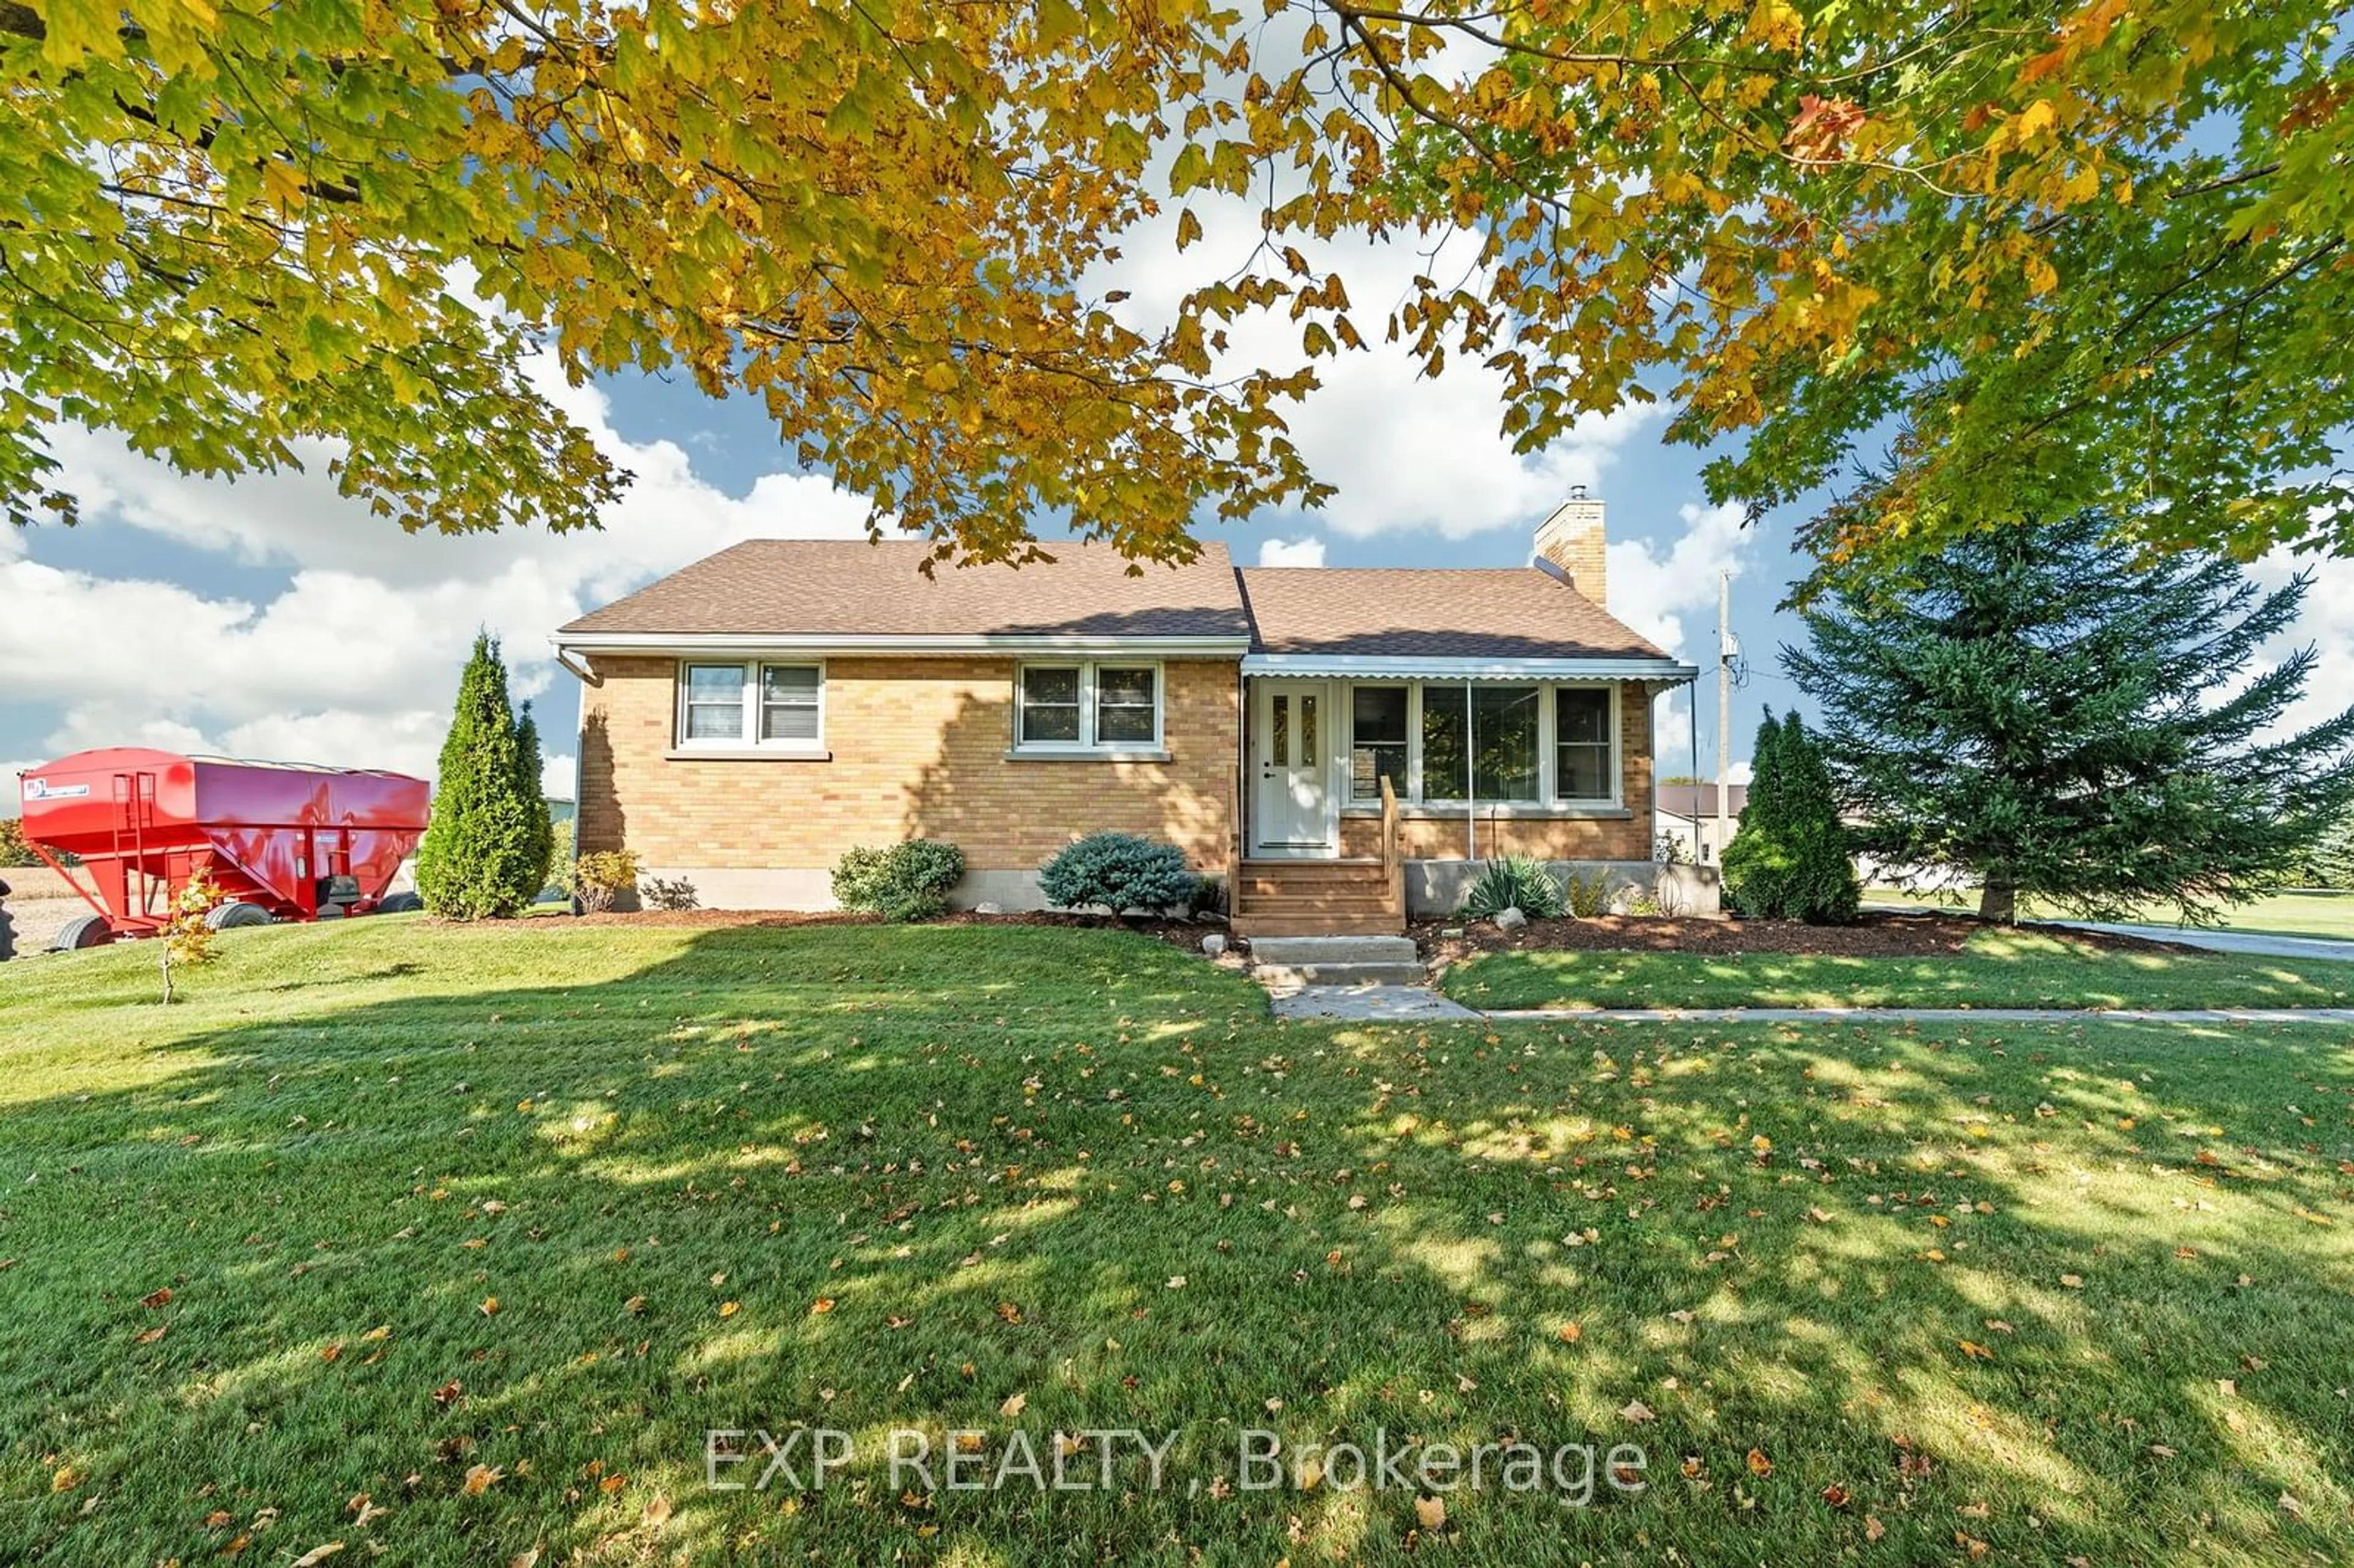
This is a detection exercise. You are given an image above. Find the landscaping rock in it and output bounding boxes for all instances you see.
[972,901,1004,915]
[1200,934,1227,957]
[1439,926,1465,939]
[1494,907,1529,931]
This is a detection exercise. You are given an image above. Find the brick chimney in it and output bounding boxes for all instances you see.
[1533,487,1607,606]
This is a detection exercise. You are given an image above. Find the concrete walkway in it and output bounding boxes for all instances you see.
[2033,919,2354,965]
[1269,984,1482,1021]
[1488,1005,2354,1024]
[1271,992,2354,1025]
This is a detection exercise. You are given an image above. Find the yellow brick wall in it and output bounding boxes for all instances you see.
[577,655,1239,875]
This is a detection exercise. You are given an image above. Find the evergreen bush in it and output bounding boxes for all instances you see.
[1037,833,1195,916]
[1721,711,1860,924]
[416,633,548,919]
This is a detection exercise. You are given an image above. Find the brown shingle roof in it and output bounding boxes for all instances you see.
[1237,567,1670,660]
[560,539,1251,641]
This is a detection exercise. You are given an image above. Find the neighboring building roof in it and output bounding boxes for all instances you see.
[559,539,1251,643]
[1656,782,1748,820]
[1236,567,1670,662]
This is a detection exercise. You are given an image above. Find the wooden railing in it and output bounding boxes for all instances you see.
[1379,774,1404,918]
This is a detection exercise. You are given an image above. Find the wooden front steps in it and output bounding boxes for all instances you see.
[1231,856,1404,937]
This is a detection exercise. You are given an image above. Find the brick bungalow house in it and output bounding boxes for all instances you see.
[554,493,1703,932]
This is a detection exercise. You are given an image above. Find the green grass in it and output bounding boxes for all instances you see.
[1865,887,2354,943]
[1440,926,2354,1011]
[2,919,2352,1566]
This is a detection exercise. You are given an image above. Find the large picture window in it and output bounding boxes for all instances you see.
[677,661,826,749]
[1344,679,1622,809]
[1017,662,1163,752]
[1472,685,1541,802]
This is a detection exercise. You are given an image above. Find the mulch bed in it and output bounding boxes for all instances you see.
[563,906,1225,955]
[1416,909,2198,969]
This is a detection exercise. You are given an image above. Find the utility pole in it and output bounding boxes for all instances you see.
[1715,571,1732,864]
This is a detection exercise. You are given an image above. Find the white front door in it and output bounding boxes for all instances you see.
[1251,680,1335,855]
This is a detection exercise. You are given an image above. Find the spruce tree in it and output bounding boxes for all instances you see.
[511,701,556,899]
[1785,512,2354,923]
[416,633,544,919]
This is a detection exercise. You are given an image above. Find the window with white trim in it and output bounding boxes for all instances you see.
[1555,687,1615,802]
[1343,679,1621,808]
[1016,662,1162,751]
[675,661,825,748]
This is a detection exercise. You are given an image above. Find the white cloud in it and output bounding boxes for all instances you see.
[12,368,878,783]
[1100,191,1656,543]
[2251,550,2354,742]
[1603,501,1755,658]
[1256,535,1327,568]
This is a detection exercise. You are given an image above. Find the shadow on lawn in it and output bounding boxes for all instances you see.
[2,922,2350,1566]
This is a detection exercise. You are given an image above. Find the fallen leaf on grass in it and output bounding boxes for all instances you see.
[462,1465,503,1496]
[1820,1483,1851,1509]
[1959,1340,1995,1361]
[2059,1274,2084,1289]
[718,1301,741,1319]
[643,1494,674,1529]
[1558,1323,1582,1343]
[1620,1400,1656,1423]
[1746,1448,1773,1477]
[140,1288,172,1309]
[1414,1495,1447,1529]
[133,1325,167,1345]
[999,1393,1027,1418]
[289,1545,345,1567]
[479,1296,500,1316]
[1864,1515,1886,1542]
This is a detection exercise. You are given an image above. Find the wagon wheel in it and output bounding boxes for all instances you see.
[50,913,113,951]
[373,891,423,915]
[204,901,273,931]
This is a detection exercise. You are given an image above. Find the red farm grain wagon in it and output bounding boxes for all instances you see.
[17,748,431,950]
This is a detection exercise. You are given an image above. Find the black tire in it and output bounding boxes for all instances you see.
[51,913,113,951]
[373,891,423,915]
[205,901,273,931]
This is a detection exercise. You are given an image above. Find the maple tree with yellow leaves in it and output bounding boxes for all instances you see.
[2,0,2345,580]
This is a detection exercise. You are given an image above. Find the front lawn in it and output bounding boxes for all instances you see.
[1441,926,2354,1011]
[2,918,2350,1566]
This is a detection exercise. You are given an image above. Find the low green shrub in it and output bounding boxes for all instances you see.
[1187,873,1229,920]
[1561,868,1613,918]
[832,840,966,922]
[1038,833,1196,916]
[568,848,641,913]
[1458,856,1568,921]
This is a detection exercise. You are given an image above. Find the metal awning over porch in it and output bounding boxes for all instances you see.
[1240,653,1699,681]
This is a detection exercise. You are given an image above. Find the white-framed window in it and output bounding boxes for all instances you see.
[1343,679,1621,809]
[674,660,826,748]
[1554,685,1615,803]
[1016,661,1163,752]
